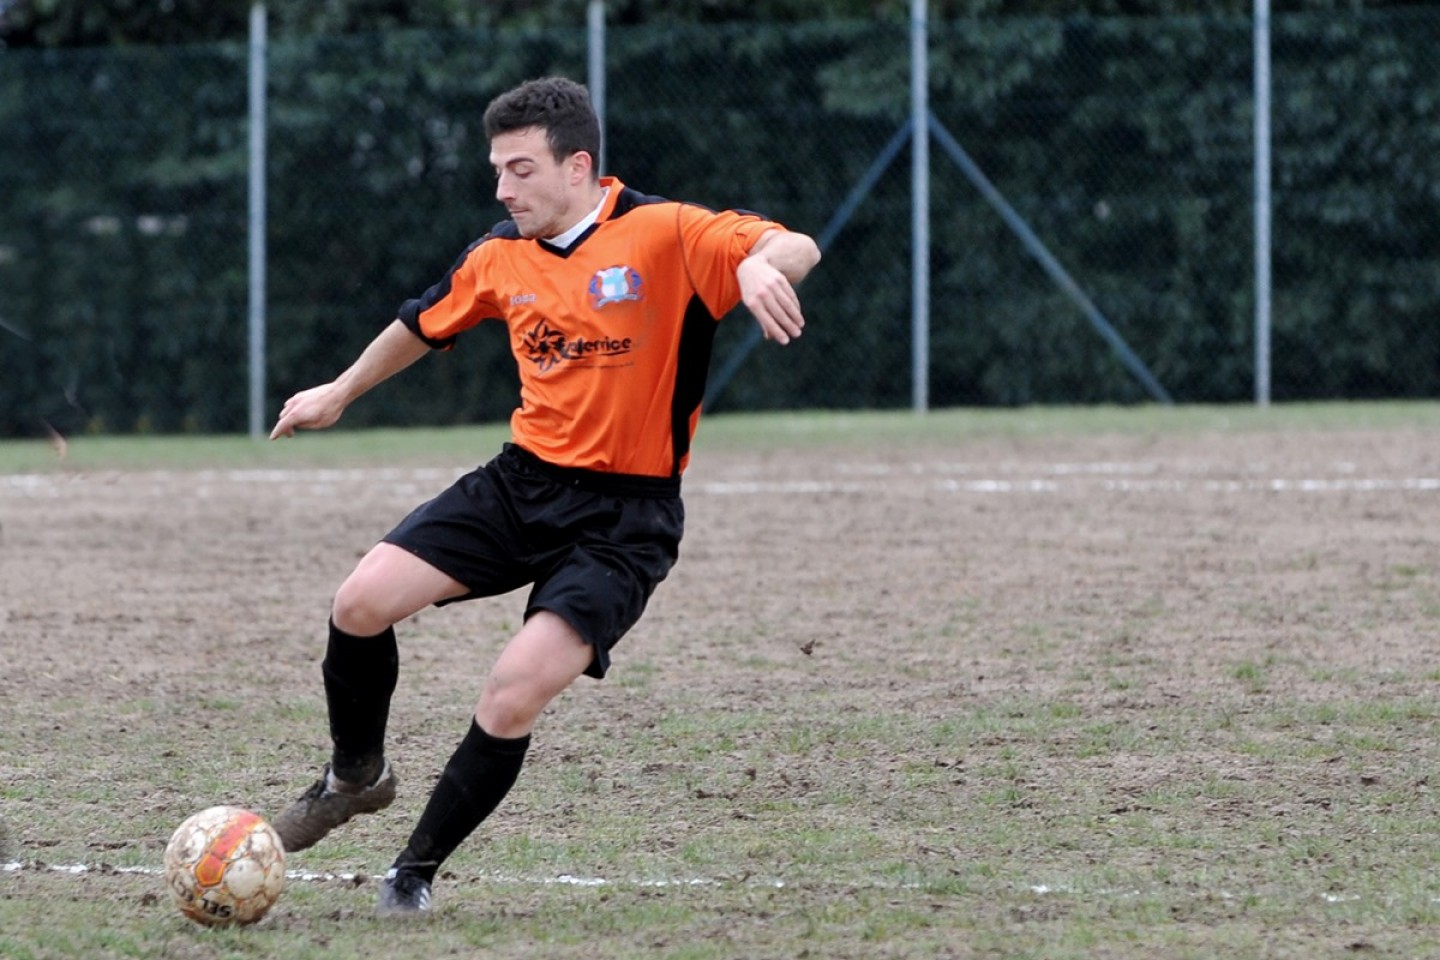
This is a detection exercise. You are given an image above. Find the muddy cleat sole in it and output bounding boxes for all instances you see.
[377,867,433,918]
[272,762,397,852]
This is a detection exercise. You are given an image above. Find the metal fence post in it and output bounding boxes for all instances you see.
[247,3,268,438]
[1254,0,1272,406]
[911,0,930,414]
[588,1,607,176]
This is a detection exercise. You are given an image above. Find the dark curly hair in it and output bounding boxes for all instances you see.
[483,77,601,174]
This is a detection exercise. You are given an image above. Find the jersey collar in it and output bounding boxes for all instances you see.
[540,180,618,251]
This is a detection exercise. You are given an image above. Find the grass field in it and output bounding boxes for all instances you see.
[2,403,1439,959]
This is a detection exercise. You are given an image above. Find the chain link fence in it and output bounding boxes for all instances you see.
[2,11,1437,436]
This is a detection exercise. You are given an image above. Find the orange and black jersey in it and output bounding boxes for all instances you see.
[397,176,785,478]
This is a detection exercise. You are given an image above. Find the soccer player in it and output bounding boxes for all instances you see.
[267,76,820,917]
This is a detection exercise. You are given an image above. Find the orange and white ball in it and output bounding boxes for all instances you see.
[163,805,286,926]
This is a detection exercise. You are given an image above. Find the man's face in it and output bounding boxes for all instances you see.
[490,126,587,239]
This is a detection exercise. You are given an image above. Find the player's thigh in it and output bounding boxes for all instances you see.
[332,542,468,635]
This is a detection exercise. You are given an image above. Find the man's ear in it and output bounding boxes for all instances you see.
[569,150,594,184]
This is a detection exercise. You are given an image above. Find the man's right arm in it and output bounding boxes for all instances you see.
[269,320,431,439]
[735,229,821,345]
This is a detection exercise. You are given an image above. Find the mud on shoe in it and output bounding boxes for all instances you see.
[272,762,397,852]
[377,867,433,918]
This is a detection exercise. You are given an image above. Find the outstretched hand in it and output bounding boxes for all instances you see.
[269,319,431,440]
[737,257,806,345]
[269,383,347,439]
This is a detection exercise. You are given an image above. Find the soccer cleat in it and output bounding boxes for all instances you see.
[376,867,433,918]
[272,762,397,852]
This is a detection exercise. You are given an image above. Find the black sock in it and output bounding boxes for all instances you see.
[322,619,398,785]
[391,719,531,883]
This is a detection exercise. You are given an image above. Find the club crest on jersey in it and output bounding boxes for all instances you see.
[589,266,643,308]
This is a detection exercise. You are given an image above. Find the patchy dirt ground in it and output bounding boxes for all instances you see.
[2,425,1439,957]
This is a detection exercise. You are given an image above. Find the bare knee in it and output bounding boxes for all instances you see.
[474,613,593,736]
[330,571,396,637]
[476,672,548,739]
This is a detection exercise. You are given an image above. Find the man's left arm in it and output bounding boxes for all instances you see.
[736,229,821,346]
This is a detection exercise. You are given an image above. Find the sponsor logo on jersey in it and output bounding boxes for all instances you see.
[588,266,643,308]
[522,318,632,372]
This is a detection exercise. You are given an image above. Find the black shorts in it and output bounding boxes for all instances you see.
[382,444,684,679]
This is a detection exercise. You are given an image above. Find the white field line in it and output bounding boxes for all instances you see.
[696,475,1440,496]
[1,859,1423,903]
[0,859,777,890]
[3,464,1439,499]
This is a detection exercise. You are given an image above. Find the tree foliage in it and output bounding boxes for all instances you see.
[2,9,1437,435]
[2,0,1433,48]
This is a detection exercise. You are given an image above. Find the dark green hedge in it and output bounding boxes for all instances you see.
[2,11,1437,436]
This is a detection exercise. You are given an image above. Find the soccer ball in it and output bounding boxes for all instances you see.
[163,805,286,926]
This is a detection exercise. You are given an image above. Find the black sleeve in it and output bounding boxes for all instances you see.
[395,221,515,348]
